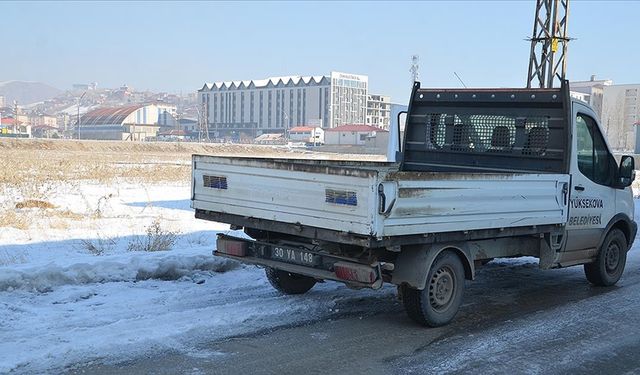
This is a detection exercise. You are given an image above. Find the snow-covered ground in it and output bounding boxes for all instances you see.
[2,178,639,374]
[0,181,394,374]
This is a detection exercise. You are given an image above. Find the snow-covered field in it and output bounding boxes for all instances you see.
[0,180,394,374]
[1,140,638,374]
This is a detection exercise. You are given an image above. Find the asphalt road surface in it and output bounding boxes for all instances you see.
[66,251,640,375]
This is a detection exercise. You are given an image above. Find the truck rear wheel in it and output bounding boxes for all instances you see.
[584,228,627,287]
[402,250,465,327]
[265,267,317,295]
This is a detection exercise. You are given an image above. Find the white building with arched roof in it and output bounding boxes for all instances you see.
[78,103,176,140]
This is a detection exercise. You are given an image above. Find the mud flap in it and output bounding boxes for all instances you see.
[539,232,565,269]
[391,243,474,290]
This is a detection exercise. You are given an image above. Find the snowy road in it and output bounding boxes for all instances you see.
[65,249,640,375]
[2,182,640,374]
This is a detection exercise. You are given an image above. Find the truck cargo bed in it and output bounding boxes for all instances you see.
[192,155,569,243]
[192,155,396,236]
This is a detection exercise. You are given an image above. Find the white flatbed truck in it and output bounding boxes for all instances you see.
[191,81,636,326]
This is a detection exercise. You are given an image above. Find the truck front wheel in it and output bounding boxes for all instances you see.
[584,228,627,286]
[402,250,465,327]
[265,267,317,295]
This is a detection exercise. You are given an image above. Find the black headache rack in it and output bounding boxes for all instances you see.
[400,81,571,174]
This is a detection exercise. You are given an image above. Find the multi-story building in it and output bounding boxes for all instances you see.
[330,72,369,129]
[198,71,368,137]
[570,76,640,152]
[56,113,71,131]
[570,76,613,120]
[601,84,640,152]
[31,114,57,127]
[366,94,391,129]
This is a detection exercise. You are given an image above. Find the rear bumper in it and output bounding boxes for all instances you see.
[214,234,383,289]
[196,209,377,247]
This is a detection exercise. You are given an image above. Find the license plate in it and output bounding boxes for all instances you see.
[271,246,318,266]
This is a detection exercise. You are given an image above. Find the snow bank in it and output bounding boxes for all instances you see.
[0,253,240,292]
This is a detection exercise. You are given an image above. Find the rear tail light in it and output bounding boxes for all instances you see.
[216,237,248,257]
[334,262,377,284]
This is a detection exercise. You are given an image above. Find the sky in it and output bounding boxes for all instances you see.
[2,0,639,103]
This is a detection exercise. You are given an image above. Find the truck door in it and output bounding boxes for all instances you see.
[563,102,618,258]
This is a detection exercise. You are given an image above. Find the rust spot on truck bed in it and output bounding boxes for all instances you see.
[386,171,525,181]
[398,188,433,199]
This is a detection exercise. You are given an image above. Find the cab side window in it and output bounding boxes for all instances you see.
[576,114,616,186]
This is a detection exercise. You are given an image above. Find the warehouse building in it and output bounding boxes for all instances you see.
[288,126,324,144]
[198,71,369,138]
[324,124,388,146]
[78,103,175,140]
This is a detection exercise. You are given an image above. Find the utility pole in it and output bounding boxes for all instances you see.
[410,55,420,86]
[77,92,86,140]
[13,101,19,135]
[526,0,570,88]
[197,104,203,142]
[175,109,181,132]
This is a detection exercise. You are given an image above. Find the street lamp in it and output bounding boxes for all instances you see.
[77,92,86,140]
[280,110,290,140]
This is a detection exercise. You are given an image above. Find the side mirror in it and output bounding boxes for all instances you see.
[618,155,635,188]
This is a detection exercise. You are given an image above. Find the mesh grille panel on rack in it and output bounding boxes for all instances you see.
[403,109,567,173]
[421,114,551,155]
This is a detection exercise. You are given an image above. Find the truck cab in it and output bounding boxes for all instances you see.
[562,99,636,282]
[192,81,636,327]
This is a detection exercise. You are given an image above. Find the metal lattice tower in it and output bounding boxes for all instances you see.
[526,0,570,88]
[197,100,210,142]
[410,55,419,86]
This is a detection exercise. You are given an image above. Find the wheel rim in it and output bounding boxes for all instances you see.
[604,242,621,274]
[429,266,455,311]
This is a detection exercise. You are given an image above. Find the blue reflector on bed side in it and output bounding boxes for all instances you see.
[203,175,228,190]
[325,189,357,206]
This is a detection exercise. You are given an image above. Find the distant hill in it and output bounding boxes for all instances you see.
[0,81,62,106]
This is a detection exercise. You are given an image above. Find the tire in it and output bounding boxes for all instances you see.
[402,250,465,327]
[584,228,628,287]
[265,267,317,295]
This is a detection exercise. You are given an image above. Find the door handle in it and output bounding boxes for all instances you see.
[574,185,585,191]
